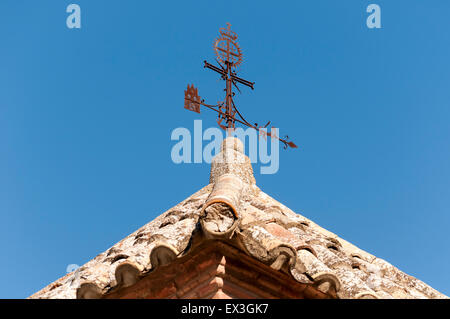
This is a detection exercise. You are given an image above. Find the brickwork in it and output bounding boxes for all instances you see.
[103,241,329,299]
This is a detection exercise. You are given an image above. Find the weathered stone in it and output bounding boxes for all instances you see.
[203,203,235,232]
[209,137,255,185]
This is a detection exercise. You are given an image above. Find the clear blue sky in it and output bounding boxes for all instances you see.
[1,1,449,298]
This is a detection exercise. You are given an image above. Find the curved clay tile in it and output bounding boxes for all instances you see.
[311,272,341,297]
[150,242,179,269]
[114,262,141,288]
[199,173,243,239]
[355,291,379,299]
[76,282,102,299]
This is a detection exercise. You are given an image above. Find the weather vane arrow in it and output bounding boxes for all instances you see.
[183,23,298,150]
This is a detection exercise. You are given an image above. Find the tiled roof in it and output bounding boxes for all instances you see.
[30,138,447,299]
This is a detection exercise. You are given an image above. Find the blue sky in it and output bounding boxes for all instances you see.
[1,1,449,298]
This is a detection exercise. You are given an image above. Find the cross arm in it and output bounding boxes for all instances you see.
[231,74,255,90]
[204,60,226,77]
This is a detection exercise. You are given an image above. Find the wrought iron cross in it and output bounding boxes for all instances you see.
[184,23,297,149]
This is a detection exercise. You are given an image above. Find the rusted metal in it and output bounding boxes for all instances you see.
[214,23,243,68]
[183,23,298,149]
[184,84,201,113]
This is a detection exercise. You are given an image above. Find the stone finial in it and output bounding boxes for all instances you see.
[221,136,244,153]
[209,137,256,185]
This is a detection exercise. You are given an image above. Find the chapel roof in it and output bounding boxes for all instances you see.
[30,138,447,299]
